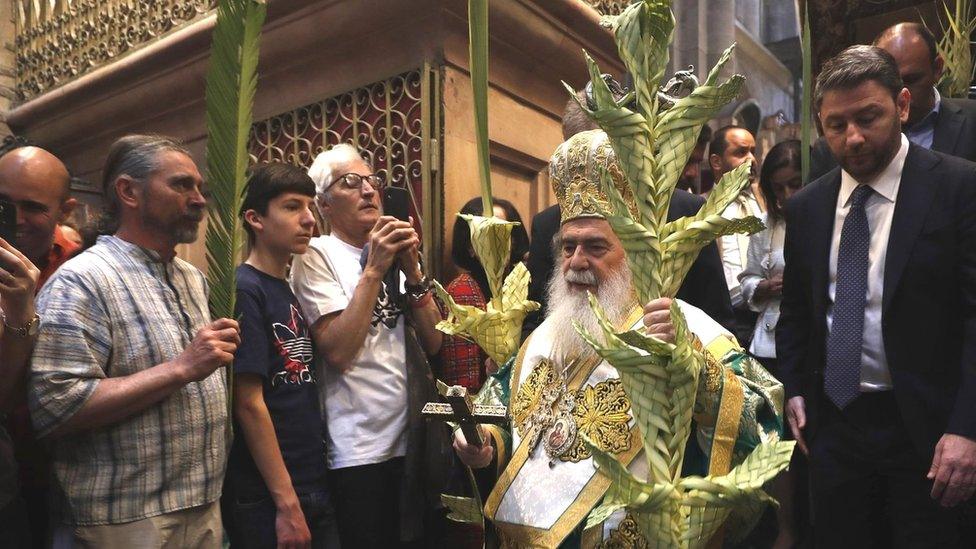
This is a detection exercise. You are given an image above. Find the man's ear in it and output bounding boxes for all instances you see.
[115,176,141,210]
[934,54,945,81]
[897,87,911,125]
[58,197,77,223]
[708,153,723,177]
[243,209,263,234]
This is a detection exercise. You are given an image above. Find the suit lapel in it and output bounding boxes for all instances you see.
[809,171,840,316]
[882,146,940,313]
[932,101,964,156]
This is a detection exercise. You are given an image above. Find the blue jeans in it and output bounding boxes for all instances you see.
[230,490,340,549]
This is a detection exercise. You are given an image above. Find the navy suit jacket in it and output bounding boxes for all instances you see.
[777,144,976,459]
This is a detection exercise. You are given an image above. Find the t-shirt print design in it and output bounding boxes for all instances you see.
[271,304,316,387]
[371,282,403,329]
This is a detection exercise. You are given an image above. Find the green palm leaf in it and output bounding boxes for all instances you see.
[933,0,976,98]
[429,0,540,367]
[608,0,675,124]
[654,45,743,196]
[468,0,493,213]
[204,0,267,420]
[567,1,792,544]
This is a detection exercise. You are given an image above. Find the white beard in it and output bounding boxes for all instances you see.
[544,263,636,366]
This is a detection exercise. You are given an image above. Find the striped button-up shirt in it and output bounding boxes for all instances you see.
[29,235,227,526]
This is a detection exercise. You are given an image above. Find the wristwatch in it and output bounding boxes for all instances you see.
[3,312,39,338]
[405,276,432,301]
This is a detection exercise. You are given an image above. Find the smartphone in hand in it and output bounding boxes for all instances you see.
[380,186,411,301]
[382,186,410,222]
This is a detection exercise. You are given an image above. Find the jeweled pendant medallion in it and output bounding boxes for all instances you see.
[544,414,578,467]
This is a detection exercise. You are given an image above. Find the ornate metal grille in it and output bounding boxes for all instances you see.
[248,65,444,273]
[14,0,216,100]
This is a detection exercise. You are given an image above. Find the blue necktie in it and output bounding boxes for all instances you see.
[825,184,873,409]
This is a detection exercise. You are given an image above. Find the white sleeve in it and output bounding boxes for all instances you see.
[739,218,769,313]
[674,299,733,344]
[290,242,349,323]
[719,201,745,307]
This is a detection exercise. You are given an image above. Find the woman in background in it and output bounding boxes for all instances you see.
[739,138,802,549]
[740,139,801,373]
[435,196,529,549]
[436,196,529,392]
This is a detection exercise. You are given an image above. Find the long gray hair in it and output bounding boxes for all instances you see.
[98,134,190,233]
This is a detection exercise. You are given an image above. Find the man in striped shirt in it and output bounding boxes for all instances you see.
[28,135,240,547]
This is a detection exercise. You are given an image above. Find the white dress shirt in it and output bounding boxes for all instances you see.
[719,188,763,307]
[827,134,909,392]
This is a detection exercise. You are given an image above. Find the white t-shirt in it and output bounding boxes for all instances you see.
[290,234,408,469]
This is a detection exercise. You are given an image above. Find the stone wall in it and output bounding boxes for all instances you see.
[0,0,15,138]
[671,0,799,133]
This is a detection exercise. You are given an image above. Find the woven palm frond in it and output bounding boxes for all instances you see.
[584,436,682,546]
[461,214,517,301]
[605,0,675,124]
[433,261,540,366]
[576,294,673,478]
[597,168,666,304]
[680,441,795,545]
[442,494,484,524]
[570,55,661,228]
[653,45,743,196]
[570,1,793,545]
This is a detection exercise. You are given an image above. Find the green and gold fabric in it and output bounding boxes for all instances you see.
[481,304,783,548]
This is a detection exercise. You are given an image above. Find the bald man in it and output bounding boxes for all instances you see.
[0,147,79,289]
[809,23,976,181]
[0,146,78,548]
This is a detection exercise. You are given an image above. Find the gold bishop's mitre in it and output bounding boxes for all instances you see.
[548,129,639,224]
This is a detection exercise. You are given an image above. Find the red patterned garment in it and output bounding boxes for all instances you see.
[436,272,488,392]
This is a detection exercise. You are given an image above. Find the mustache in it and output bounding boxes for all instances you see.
[564,269,597,285]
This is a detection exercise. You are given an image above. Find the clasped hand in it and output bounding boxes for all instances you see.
[453,426,494,469]
[643,297,676,343]
[174,318,241,382]
[756,273,784,299]
[0,238,39,326]
[365,216,421,281]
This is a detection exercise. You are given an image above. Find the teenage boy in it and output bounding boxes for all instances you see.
[224,163,338,549]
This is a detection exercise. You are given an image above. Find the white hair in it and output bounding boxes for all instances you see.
[544,261,636,366]
[307,143,366,202]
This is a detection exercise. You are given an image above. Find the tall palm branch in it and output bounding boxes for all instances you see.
[570,2,794,546]
[433,0,539,367]
[204,0,267,421]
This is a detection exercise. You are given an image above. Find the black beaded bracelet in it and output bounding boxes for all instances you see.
[405,276,432,301]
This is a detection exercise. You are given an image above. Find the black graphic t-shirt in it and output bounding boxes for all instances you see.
[227,264,327,499]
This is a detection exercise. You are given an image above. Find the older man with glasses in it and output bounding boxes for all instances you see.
[290,144,444,548]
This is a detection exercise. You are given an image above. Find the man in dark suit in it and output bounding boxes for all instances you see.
[777,45,976,546]
[809,23,976,182]
[523,108,734,337]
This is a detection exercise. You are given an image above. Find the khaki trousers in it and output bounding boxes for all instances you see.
[70,501,222,549]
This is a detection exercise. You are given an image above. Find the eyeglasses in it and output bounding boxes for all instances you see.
[334,173,384,192]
